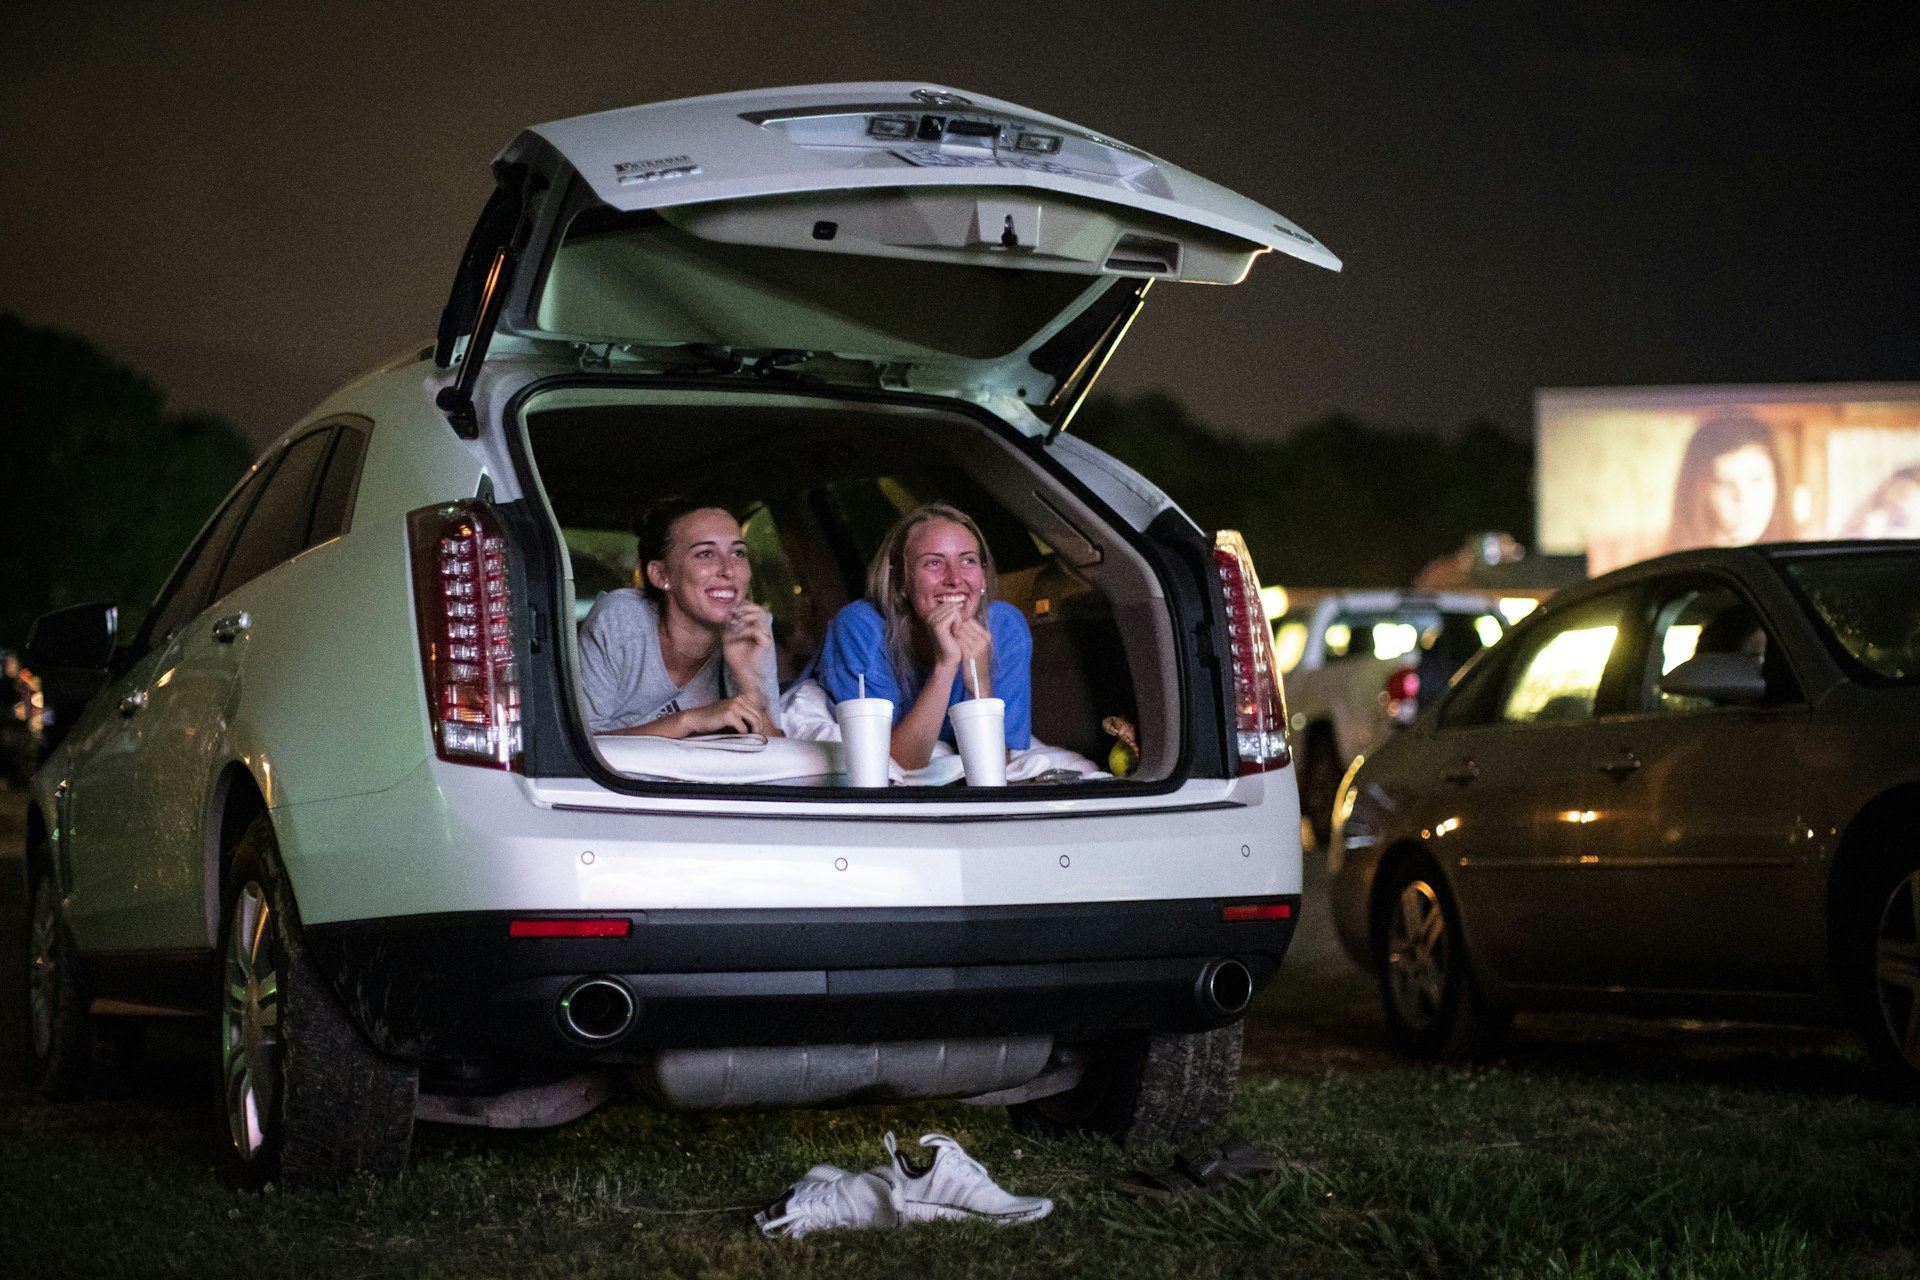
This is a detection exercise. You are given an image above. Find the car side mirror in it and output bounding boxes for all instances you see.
[1657,651,1767,704]
[27,603,121,749]
[27,602,120,670]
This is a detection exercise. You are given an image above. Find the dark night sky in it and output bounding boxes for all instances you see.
[4,0,1915,449]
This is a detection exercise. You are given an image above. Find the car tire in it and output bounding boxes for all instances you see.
[1299,729,1343,850]
[1375,858,1510,1062]
[1843,843,1920,1096]
[26,862,94,1099]
[217,815,418,1189]
[1008,1022,1242,1148]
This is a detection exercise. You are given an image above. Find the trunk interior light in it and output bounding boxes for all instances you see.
[1213,530,1292,775]
[409,500,523,770]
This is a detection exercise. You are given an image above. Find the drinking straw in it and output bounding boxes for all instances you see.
[968,657,980,699]
[858,673,865,700]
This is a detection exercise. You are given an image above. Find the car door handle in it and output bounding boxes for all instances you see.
[118,689,147,717]
[1441,759,1479,785]
[212,611,251,643]
[1598,751,1642,777]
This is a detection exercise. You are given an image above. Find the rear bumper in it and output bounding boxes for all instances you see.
[303,896,1297,1062]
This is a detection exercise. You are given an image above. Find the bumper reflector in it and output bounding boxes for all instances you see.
[1222,903,1292,922]
[509,919,632,938]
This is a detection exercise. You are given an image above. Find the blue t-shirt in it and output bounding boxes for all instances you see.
[818,600,1032,750]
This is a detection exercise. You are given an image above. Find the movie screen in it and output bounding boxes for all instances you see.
[1536,384,1920,576]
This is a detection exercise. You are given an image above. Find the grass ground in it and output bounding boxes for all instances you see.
[4,794,1917,1278]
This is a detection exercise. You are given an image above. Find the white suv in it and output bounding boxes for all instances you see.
[22,83,1336,1187]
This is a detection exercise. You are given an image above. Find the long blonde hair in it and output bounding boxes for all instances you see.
[867,502,998,697]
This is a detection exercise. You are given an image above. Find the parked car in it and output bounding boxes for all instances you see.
[2,649,47,787]
[1276,590,1508,843]
[22,83,1335,1187]
[1328,541,1920,1091]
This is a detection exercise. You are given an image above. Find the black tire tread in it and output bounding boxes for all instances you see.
[27,864,93,1100]
[1010,1021,1243,1148]
[1840,836,1920,1097]
[223,817,417,1188]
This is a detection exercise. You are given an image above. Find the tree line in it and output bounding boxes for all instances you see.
[1,313,253,651]
[1072,390,1535,588]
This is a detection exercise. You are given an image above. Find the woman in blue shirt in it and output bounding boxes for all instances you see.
[818,503,1032,770]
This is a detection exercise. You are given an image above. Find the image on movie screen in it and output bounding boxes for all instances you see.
[1536,385,1920,576]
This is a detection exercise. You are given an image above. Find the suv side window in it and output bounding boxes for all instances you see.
[141,464,269,648]
[213,428,335,600]
[306,421,369,545]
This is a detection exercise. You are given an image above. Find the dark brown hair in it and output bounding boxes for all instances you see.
[1666,414,1792,551]
[631,496,735,605]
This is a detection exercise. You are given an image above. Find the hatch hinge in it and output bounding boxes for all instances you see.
[1040,277,1152,444]
[744,349,811,381]
[435,163,537,439]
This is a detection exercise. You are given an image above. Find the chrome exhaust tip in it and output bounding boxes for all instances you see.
[1197,958,1254,1018]
[557,977,636,1044]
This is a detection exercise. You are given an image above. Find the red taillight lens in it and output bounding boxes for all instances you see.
[409,500,523,770]
[1385,666,1420,726]
[509,919,631,938]
[1222,903,1293,922]
[1213,530,1291,775]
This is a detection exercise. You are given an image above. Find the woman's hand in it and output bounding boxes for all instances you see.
[722,599,774,678]
[622,692,777,738]
[926,602,993,696]
[684,693,778,736]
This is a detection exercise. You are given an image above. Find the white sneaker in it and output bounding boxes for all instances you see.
[755,1164,900,1239]
[881,1131,1054,1225]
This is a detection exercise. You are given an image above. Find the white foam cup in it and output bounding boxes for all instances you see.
[835,697,895,787]
[948,697,1007,787]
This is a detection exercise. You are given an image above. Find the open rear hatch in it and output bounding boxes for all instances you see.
[434,82,1339,436]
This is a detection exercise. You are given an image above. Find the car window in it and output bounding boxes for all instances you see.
[214,428,335,600]
[1496,598,1628,724]
[815,472,1047,590]
[1322,608,1502,664]
[1780,548,1920,685]
[1637,581,1779,713]
[306,422,369,545]
[141,465,269,647]
[741,502,799,631]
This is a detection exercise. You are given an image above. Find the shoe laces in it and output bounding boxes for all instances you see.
[882,1131,1053,1224]
[755,1165,897,1239]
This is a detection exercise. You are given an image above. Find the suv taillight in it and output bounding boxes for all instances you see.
[409,500,522,770]
[1213,530,1291,775]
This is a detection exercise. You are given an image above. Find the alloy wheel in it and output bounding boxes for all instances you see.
[221,881,280,1161]
[27,880,60,1061]
[1385,879,1450,1032]
[1875,868,1920,1070]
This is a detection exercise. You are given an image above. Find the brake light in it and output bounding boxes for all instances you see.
[1384,666,1420,726]
[409,500,523,769]
[1213,530,1291,774]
